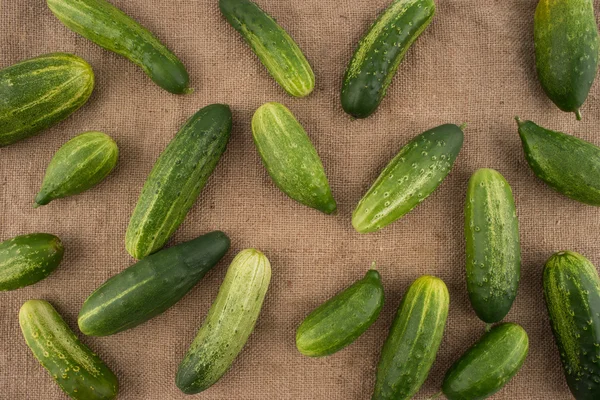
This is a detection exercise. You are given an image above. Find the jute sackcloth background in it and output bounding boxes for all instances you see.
[1,0,599,398]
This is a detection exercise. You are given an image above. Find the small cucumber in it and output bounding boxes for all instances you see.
[252,102,337,214]
[19,300,119,400]
[176,249,271,394]
[296,266,384,357]
[353,124,464,233]
[465,168,521,323]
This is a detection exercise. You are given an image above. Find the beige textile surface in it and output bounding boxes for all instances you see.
[1,0,599,398]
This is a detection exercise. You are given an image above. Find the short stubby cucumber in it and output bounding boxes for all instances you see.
[0,53,94,146]
[0,234,64,291]
[341,0,435,118]
[353,124,464,233]
[47,0,190,94]
[219,0,314,97]
[19,300,119,400]
[296,266,384,357]
[465,168,521,323]
[252,102,337,214]
[176,249,271,394]
[126,104,232,259]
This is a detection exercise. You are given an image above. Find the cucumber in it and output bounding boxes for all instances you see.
[125,104,232,259]
[465,168,521,323]
[34,131,118,207]
[534,0,599,120]
[296,266,384,357]
[341,0,435,118]
[79,231,230,336]
[0,234,64,291]
[47,0,190,94]
[252,102,337,214]
[0,53,94,147]
[543,251,600,399]
[176,249,271,394]
[352,124,464,233]
[372,275,449,400]
[219,0,314,98]
[19,300,119,400]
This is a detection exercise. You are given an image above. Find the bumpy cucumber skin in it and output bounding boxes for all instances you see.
[79,231,230,337]
[372,275,449,400]
[252,102,337,214]
[353,124,464,233]
[126,104,232,259]
[543,251,600,400]
[47,0,190,94]
[220,0,314,97]
[0,53,94,147]
[19,300,119,400]
[465,168,521,323]
[296,269,384,357]
[0,234,64,291]
[534,0,599,120]
[176,249,271,394]
[341,0,435,118]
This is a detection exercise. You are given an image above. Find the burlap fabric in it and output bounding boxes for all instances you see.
[1,0,598,398]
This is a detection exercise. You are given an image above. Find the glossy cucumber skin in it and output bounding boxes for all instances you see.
[220,0,314,97]
[353,124,464,233]
[465,168,521,323]
[19,300,119,400]
[296,269,384,357]
[544,251,600,399]
[252,102,337,214]
[0,234,64,291]
[125,104,232,259]
[341,0,435,118]
[176,249,271,394]
[47,0,190,94]
[0,53,94,146]
[79,231,230,337]
[372,275,449,400]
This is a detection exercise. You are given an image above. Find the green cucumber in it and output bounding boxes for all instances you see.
[353,124,464,233]
[296,266,384,357]
[465,168,521,323]
[534,0,599,120]
[341,0,435,118]
[0,234,64,291]
[0,53,94,147]
[372,275,449,400]
[79,231,230,336]
[176,249,271,394]
[543,251,600,399]
[219,0,314,97]
[125,104,232,259]
[47,0,190,94]
[19,300,119,400]
[252,102,337,214]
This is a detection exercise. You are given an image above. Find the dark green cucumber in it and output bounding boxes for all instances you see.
[79,231,230,336]
[465,168,521,323]
[219,0,314,97]
[534,0,599,120]
[0,53,94,146]
[125,104,232,259]
[296,266,384,357]
[19,300,119,400]
[341,0,435,118]
[372,275,449,400]
[353,124,464,233]
[47,0,190,94]
[543,251,600,399]
[0,234,64,291]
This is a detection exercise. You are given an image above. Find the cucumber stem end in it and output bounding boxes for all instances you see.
[575,109,582,121]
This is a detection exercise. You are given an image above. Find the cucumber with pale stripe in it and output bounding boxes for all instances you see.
[0,53,94,147]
